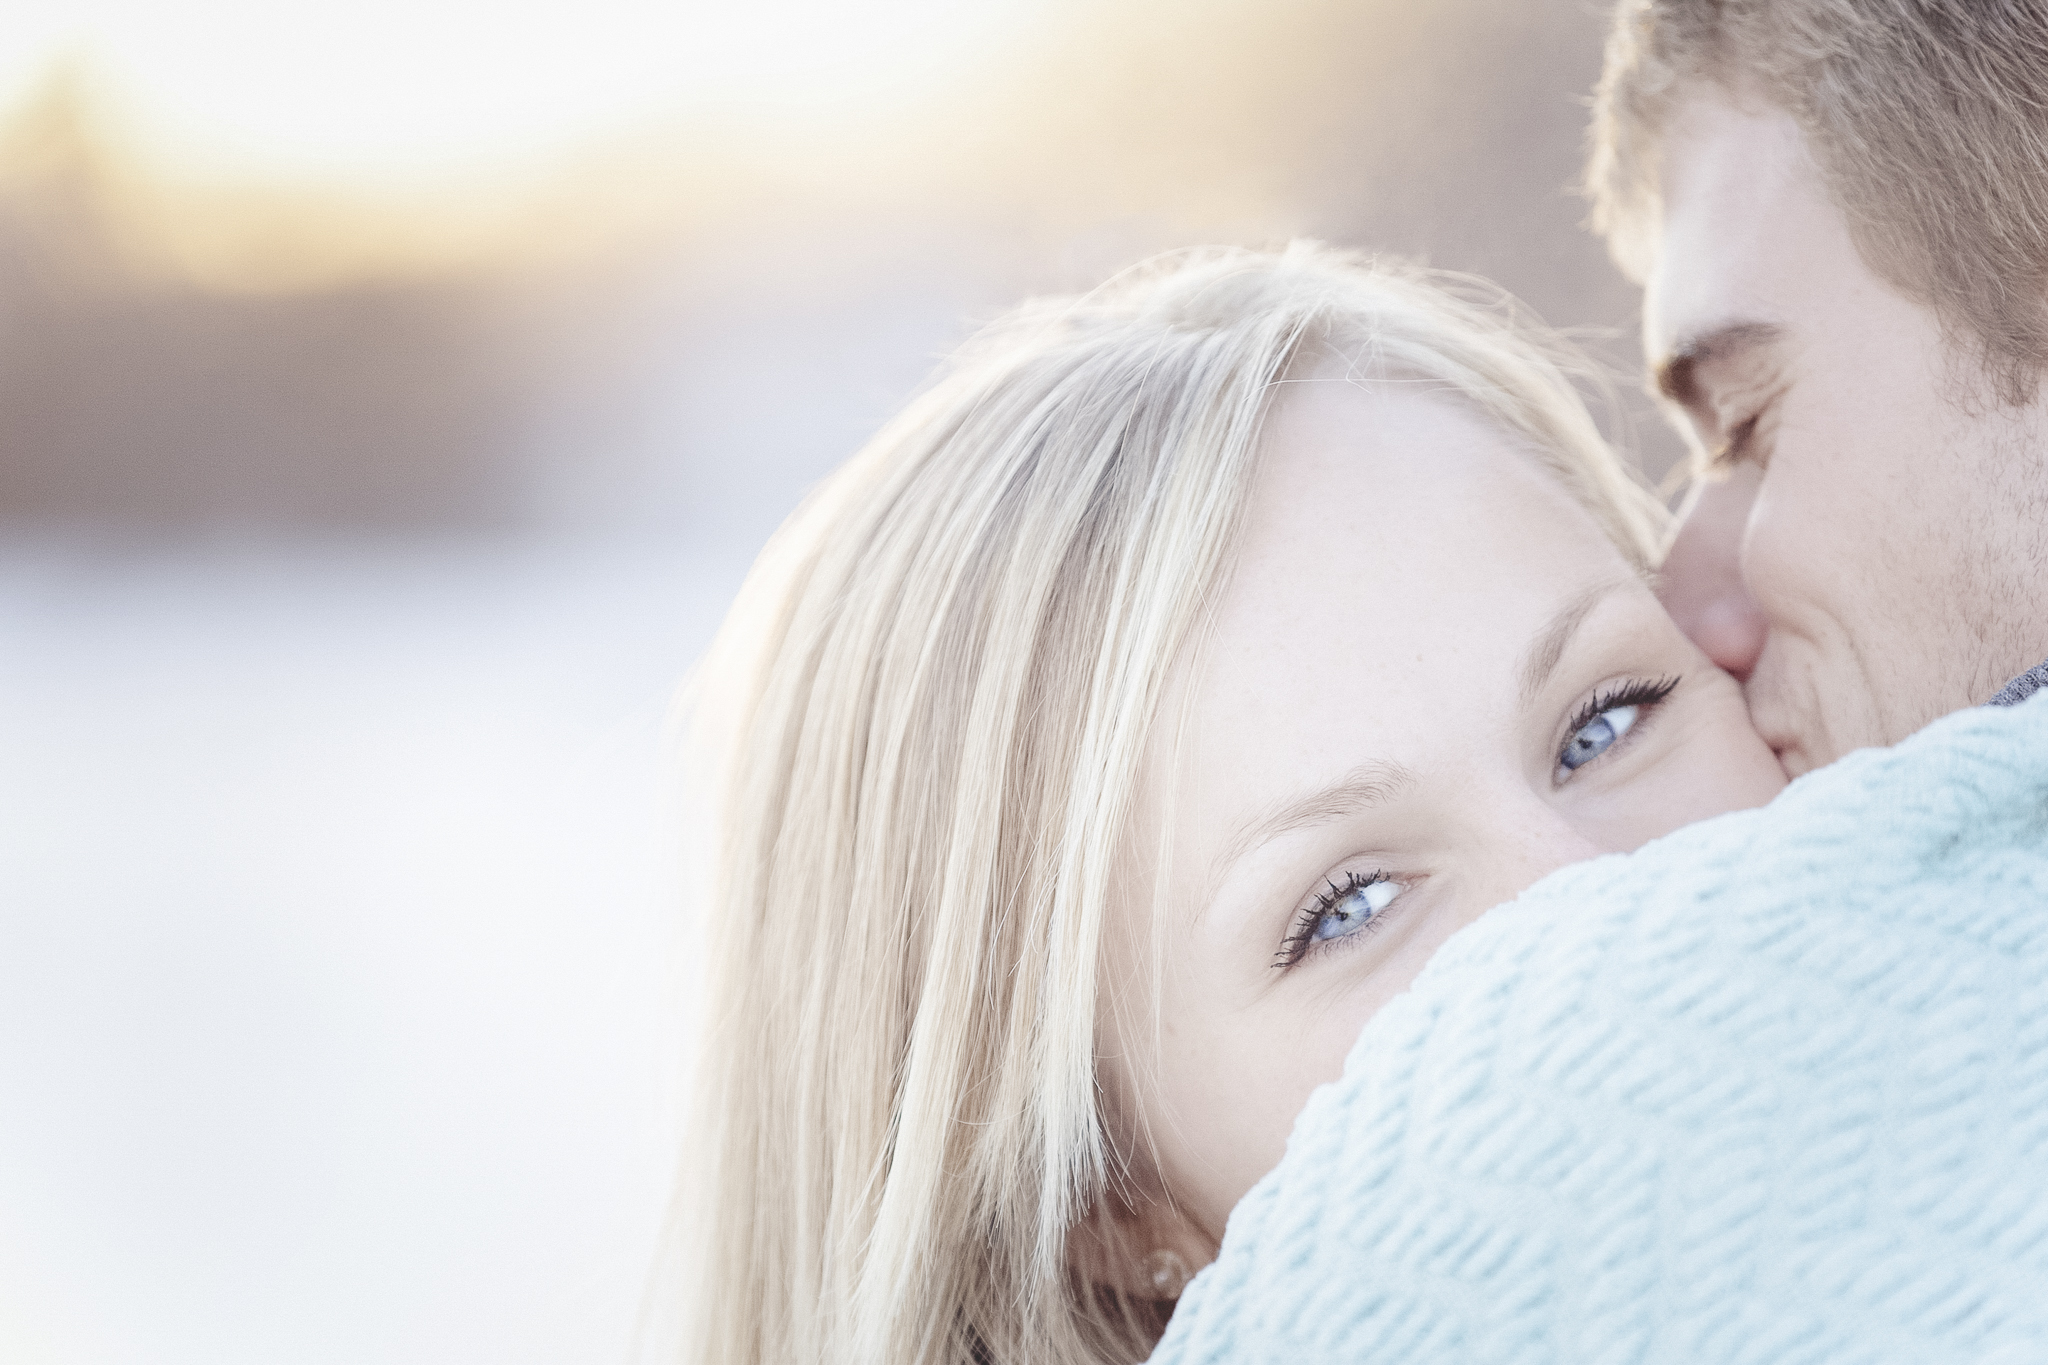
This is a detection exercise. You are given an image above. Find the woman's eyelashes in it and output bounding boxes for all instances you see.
[1555,675,1680,781]
[1274,870,1404,970]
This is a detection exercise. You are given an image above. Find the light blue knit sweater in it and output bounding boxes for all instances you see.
[1150,692,2048,1364]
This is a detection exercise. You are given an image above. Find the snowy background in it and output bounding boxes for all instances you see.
[0,535,729,1363]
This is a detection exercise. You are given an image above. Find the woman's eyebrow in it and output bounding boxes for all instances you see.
[1518,577,1637,707]
[1214,760,1418,881]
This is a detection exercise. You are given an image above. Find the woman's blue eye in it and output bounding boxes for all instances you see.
[1276,872,1411,969]
[1559,704,1640,773]
[1312,877,1399,942]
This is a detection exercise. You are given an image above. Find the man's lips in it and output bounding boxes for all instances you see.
[1750,704,1808,777]
[1767,735,1813,778]
[1743,654,1818,776]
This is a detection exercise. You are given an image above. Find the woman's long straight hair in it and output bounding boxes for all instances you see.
[677,243,1664,1365]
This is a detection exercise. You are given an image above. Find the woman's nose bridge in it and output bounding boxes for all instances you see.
[1514,810,1603,874]
[1472,795,1607,903]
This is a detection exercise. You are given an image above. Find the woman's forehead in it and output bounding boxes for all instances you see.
[1166,383,1646,813]
[1236,383,1631,640]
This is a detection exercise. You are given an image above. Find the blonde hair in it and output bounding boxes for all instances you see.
[1586,0,2048,404]
[678,243,1664,1365]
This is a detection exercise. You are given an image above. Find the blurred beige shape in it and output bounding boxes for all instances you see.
[0,0,1675,532]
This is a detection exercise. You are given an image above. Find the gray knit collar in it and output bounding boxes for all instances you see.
[1990,659,2048,707]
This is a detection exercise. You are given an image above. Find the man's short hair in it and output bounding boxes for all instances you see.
[1586,0,2048,403]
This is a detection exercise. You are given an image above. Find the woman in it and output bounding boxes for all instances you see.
[678,243,1785,1364]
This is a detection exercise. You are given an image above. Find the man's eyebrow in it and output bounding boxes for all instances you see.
[1654,320,1785,411]
[1215,760,1417,879]
[1518,577,1636,708]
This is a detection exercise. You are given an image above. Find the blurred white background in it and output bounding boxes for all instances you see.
[0,536,735,1363]
[0,2,1662,1361]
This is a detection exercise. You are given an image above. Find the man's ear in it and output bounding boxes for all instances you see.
[1066,1179,1216,1303]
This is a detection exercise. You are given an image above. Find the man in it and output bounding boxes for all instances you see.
[1584,0,2048,775]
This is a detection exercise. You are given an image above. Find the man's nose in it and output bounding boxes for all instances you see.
[1657,465,1767,681]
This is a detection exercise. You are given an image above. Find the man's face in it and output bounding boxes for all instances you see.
[1644,89,2048,775]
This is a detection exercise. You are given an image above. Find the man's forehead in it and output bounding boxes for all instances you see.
[1643,91,1818,366]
